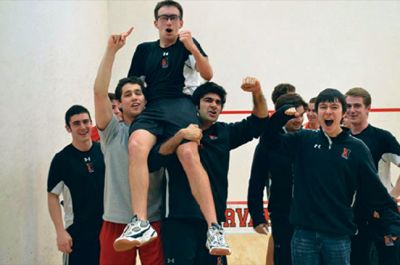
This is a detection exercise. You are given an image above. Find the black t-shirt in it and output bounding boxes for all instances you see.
[351,124,400,222]
[352,124,400,169]
[128,38,207,102]
[47,143,105,238]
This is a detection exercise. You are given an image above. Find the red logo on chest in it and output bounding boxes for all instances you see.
[341,147,351,159]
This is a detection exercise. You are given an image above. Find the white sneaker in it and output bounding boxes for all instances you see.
[206,223,231,256]
[113,215,157,252]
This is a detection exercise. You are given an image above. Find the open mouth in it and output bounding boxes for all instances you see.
[325,120,334,126]
[166,28,173,33]
[208,110,217,117]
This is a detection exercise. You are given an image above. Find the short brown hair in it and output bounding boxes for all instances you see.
[275,93,307,111]
[309,97,317,104]
[154,0,183,19]
[345,87,371,107]
[271,83,296,105]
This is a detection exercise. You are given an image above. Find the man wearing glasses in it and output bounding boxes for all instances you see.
[114,0,231,257]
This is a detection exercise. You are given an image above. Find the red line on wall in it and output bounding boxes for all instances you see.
[222,110,253,115]
[227,198,400,205]
[371,108,400,112]
[221,108,400,115]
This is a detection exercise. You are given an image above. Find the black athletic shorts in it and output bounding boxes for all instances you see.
[62,236,100,265]
[129,96,198,139]
[162,218,227,265]
[63,222,101,265]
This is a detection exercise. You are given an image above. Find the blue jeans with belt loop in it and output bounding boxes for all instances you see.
[291,228,351,265]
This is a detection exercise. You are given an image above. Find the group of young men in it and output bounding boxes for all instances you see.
[47,1,400,265]
[248,85,400,265]
[47,1,266,264]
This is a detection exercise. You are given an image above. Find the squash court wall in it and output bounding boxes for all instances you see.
[0,1,399,264]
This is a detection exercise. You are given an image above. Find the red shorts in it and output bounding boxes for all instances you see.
[99,220,163,265]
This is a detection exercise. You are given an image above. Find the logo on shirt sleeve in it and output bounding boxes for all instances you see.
[341,147,351,160]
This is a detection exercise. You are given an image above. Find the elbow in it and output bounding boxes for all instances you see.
[201,70,213,81]
[253,110,269,119]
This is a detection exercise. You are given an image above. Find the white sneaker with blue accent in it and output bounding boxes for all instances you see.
[113,215,157,252]
[206,223,231,256]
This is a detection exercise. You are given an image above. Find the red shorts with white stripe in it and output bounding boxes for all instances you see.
[99,220,163,265]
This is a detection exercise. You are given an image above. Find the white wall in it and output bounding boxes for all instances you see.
[109,0,400,109]
[0,1,399,263]
[0,1,108,264]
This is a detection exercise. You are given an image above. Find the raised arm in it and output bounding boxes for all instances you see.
[224,77,269,150]
[48,193,72,254]
[241,77,268,118]
[94,27,133,130]
[179,30,213,80]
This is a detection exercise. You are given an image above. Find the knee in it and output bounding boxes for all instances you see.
[177,142,199,166]
[128,136,153,159]
[129,139,144,153]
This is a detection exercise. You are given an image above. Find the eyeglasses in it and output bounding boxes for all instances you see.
[157,14,181,22]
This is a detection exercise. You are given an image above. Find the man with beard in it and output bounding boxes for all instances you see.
[152,79,268,264]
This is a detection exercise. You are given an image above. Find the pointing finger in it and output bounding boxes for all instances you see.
[124,27,134,37]
[121,27,134,41]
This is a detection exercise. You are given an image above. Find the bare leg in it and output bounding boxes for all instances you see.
[128,129,157,220]
[113,130,157,251]
[176,141,217,226]
[175,141,230,255]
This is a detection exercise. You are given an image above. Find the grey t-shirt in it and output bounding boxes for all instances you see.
[99,115,163,223]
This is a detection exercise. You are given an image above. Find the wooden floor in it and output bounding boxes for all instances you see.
[135,233,271,265]
[226,233,270,265]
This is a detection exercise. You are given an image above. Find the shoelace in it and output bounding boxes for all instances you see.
[126,222,141,233]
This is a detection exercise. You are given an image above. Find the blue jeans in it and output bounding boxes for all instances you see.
[291,228,351,265]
